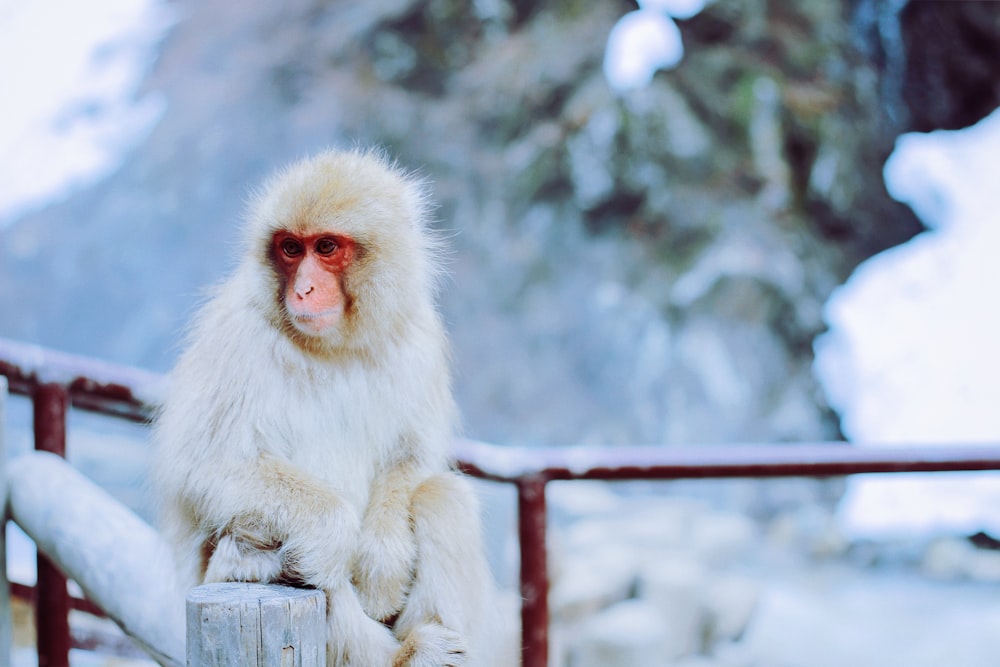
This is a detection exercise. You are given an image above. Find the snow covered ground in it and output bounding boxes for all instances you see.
[729,565,1000,667]
[814,106,1000,539]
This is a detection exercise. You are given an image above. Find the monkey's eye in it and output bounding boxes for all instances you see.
[279,238,304,257]
[315,238,339,256]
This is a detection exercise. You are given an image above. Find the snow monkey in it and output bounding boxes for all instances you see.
[152,149,510,666]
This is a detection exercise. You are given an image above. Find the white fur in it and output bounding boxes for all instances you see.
[152,150,515,666]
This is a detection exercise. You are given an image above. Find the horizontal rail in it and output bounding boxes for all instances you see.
[455,439,1000,482]
[0,338,159,423]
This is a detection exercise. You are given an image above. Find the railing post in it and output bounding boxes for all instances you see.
[0,376,11,666]
[187,583,327,667]
[32,383,70,667]
[518,474,549,667]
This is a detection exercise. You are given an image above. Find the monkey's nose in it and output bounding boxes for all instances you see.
[296,285,315,299]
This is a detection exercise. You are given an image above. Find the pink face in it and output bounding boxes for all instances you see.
[271,232,356,336]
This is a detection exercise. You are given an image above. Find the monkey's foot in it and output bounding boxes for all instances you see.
[328,624,399,667]
[393,623,468,667]
[204,533,283,583]
[327,587,401,666]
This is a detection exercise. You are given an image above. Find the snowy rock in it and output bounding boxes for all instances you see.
[815,107,1000,540]
[604,10,684,93]
[618,497,709,552]
[550,544,638,621]
[767,505,849,559]
[549,480,627,518]
[689,512,758,568]
[923,538,1000,583]
[636,554,708,658]
[704,574,759,643]
[573,599,673,667]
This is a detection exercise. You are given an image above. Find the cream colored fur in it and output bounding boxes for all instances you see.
[152,149,513,666]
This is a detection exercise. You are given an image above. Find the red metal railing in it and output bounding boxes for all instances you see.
[32,384,71,667]
[5,337,1000,667]
[455,440,1000,666]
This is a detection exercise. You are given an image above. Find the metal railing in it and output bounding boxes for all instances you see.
[4,336,1000,667]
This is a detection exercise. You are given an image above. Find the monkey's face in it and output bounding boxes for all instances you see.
[244,149,439,356]
[271,231,356,338]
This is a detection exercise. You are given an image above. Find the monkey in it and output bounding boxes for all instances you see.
[151,149,512,666]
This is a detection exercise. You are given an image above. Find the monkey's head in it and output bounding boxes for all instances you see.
[241,149,441,356]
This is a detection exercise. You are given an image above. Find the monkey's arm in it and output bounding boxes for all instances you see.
[187,452,362,590]
[182,451,404,665]
[352,456,426,622]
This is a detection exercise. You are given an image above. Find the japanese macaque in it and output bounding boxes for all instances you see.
[152,149,510,666]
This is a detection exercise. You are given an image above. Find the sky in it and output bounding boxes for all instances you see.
[0,0,171,226]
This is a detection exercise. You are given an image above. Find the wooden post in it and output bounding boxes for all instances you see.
[187,583,326,667]
[0,376,11,666]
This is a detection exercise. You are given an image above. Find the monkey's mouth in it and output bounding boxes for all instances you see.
[288,308,342,335]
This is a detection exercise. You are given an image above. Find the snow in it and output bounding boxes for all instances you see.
[600,0,1000,542]
[603,0,709,93]
[0,0,172,227]
[731,567,1000,667]
[814,105,1000,539]
[638,0,709,21]
[6,523,36,585]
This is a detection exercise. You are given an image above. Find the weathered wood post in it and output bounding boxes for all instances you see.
[0,376,11,666]
[8,451,185,666]
[187,583,326,667]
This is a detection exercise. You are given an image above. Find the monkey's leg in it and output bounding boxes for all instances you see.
[267,502,402,666]
[327,584,400,666]
[187,455,402,665]
[392,473,497,667]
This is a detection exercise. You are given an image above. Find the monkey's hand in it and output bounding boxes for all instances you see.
[353,499,417,622]
[203,520,284,584]
[278,497,362,593]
